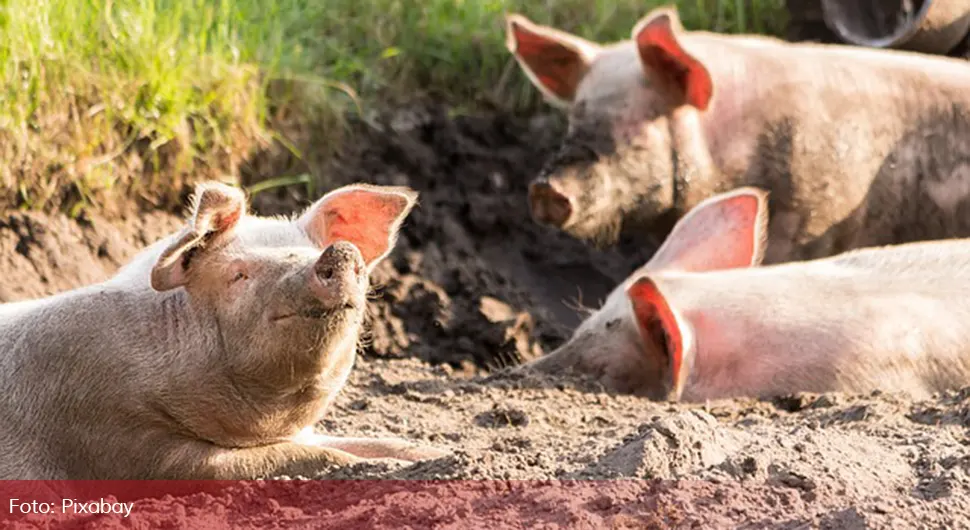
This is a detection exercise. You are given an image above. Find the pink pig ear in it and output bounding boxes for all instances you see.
[505,13,601,108]
[151,181,247,292]
[632,8,713,111]
[646,187,769,273]
[627,276,692,401]
[298,184,419,269]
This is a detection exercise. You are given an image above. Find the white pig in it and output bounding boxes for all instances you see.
[522,186,970,402]
[0,181,446,479]
[507,6,970,264]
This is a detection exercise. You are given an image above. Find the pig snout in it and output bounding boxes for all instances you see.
[529,179,574,227]
[309,241,366,310]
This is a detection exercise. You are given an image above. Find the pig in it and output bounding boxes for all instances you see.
[0,180,446,479]
[506,6,970,264]
[520,186,970,402]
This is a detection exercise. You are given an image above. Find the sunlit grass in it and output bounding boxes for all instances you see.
[0,0,787,214]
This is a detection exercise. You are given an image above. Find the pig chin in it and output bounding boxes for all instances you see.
[561,212,624,248]
[560,188,634,248]
[268,298,366,358]
[270,294,365,327]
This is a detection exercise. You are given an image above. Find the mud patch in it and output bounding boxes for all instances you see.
[577,410,746,479]
[299,358,970,527]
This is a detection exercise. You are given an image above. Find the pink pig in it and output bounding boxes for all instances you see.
[507,6,970,263]
[522,186,970,401]
[0,181,446,479]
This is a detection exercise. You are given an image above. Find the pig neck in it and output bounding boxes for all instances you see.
[0,283,224,405]
[0,283,198,460]
[668,105,716,215]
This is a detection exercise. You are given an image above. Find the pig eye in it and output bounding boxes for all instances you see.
[606,319,620,330]
[230,271,248,284]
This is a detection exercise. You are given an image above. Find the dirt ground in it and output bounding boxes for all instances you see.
[3,107,970,528]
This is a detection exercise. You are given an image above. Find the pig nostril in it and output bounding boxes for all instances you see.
[315,241,366,284]
[548,194,572,226]
[529,181,573,227]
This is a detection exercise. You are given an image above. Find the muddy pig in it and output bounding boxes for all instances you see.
[506,6,970,263]
[0,181,446,479]
[521,186,970,401]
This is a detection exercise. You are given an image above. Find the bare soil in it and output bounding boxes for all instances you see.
[3,106,969,528]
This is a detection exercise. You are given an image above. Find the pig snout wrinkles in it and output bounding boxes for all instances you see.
[309,241,365,309]
[529,179,574,227]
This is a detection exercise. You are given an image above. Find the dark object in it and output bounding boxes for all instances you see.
[821,0,970,54]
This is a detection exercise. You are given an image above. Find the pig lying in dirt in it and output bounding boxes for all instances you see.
[507,7,970,263]
[521,186,970,402]
[0,181,445,479]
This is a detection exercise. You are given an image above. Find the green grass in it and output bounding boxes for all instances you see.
[0,0,787,215]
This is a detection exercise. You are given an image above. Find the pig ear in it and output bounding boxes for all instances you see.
[627,277,692,401]
[505,13,601,108]
[298,184,418,270]
[150,182,247,292]
[647,187,769,273]
[632,8,713,111]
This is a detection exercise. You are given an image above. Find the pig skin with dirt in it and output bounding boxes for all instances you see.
[507,6,970,263]
[523,186,970,401]
[0,181,446,479]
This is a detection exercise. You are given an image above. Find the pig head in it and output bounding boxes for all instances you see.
[0,180,447,479]
[145,182,411,441]
[522,186,769,401]
[507,7,970,262]
[507,8,708,247]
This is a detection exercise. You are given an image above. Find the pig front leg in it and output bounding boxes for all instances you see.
[160,432,448,479]
[166,441,365,479]
[293,427,449,462]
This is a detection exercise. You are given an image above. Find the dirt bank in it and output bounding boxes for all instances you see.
[0,210,180,303]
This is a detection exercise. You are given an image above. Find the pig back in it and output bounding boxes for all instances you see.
[695,37,970,262]
[662,251,970,399]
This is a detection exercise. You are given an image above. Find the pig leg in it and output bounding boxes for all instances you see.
[293,427,449,462]
[160,441,364,479]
